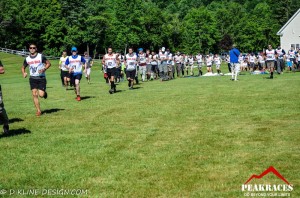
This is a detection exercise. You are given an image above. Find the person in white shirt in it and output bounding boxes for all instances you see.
[265,44,277,79]
[258,52,265,70]
[146,49,152,81]
[174,52,183,78]
[150,51,159,79]
[249,53,256,72]
[196,53,203,76]
[59,50,70,89]
[102,47,120,94]
[275,46,285,74]
[288,47,297,71]
[158,47,169,81]
[65,47,87,100]
[125,48,138,90]
[21,43,51,116]
[188,54,194,76]
[214,54,222,74]
[206,55,212,73]
[166,49,174,79]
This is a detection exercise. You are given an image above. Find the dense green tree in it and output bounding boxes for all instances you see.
[0,0,298,55]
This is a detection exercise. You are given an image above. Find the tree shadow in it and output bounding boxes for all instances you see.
[0,128,31,139]
[9,118,24,124]
[81,96,96,101]
[41,108,65,115]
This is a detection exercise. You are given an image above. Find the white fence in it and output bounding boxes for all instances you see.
[0,47,60,60]
[0,47,105,63]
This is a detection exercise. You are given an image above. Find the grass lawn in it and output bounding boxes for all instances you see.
[0,52,299,197]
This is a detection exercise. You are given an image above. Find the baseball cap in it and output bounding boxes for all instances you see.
[71,47,77,52]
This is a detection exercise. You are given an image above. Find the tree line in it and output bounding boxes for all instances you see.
[0,0,299,56]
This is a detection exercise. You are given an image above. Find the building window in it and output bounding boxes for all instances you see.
[291,44,295,48]
[296,44,300,49]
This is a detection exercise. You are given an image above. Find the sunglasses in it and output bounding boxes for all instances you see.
[29,47,36,49]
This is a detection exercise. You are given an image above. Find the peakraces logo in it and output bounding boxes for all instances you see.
[242,166,293,197]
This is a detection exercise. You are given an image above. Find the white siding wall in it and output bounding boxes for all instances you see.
[280,12,300,51]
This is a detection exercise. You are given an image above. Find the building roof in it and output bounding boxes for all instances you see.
[277,8,300,36]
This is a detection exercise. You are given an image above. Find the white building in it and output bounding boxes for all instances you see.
[277,9,300,51]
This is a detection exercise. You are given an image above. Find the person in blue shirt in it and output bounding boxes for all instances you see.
[229,44,241,81]
[65,47,86,101]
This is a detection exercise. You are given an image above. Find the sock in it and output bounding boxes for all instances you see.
[111,81,115,89]
[128,79,131,87]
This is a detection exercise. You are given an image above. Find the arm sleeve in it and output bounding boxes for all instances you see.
[42,55,48,63]
[81,56,86,63]
[65,58,70,65]
[23,59,29,68]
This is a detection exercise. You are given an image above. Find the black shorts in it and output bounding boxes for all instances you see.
[61,70,70,78]
[126,70,136,79]
[71,73,82,85]
[151,65,157,72]
[29,77,46,91]
[107,67,116,78]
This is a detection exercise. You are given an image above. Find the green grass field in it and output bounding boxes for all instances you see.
[0,52,299,198]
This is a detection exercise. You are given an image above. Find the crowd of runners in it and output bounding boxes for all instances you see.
[0,43,299,134]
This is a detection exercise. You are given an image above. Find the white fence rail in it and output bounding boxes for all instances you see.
[0,47,60,60]
[0,47,105,63]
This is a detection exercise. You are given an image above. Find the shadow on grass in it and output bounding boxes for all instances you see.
[42,108,65,115]
[0,128,31,139]
[81,96,96,101]
[9,118,24,124]
[133,86,143,90]
[115,90,124,93]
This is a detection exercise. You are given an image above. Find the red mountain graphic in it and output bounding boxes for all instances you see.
[244,166,290,185]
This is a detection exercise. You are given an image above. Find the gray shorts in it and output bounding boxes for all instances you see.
[266,61,275,69]
[146,64,152,73]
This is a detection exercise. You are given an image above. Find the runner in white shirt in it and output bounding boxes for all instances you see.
[158,47,169,81]
[183,54,189,76]
[214,54,222,74]
[138,48,147,82]
[288,47,297,71]
[125,48,138,90]
[21,43,51,116]
[65,46,87,101]
[166,49,174,79]
[102,47,120,94]
[238,54,245,71]
[265,44,277,79]
[84,52,93,84]
[249,53,256,72]
[150,52,158,79]
[188,54,194,76]
[206,55,212,72]
[196,53,203,76]
[59,50,70,89]
[174,52,183,77]
[276,46,285,74]
[146,49,152,81]
[258,52,265,70]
